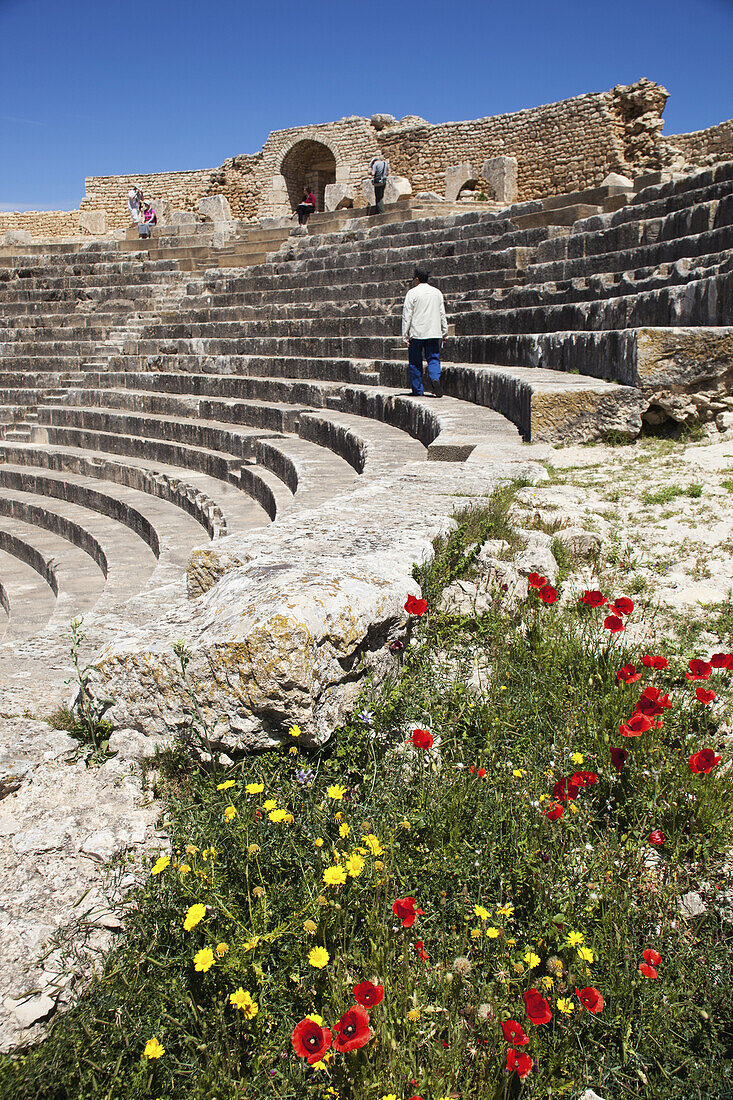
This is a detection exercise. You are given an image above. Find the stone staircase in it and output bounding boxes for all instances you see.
[0,164,731,657]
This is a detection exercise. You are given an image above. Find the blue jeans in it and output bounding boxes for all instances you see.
[408,338,441,395]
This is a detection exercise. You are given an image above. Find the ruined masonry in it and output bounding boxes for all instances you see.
[0,82,732,1045]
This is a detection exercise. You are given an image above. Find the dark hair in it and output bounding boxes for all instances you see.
[414,266,430,283]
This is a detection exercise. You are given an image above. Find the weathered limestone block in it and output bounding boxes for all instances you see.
[481,156,518,204]
[2,229,32,246]
[361,175,412,206]
[199,195,232,221]
[150,198,172,224]
[601,171,634,189]
[445,163,476,202]
[635,327,733,395]
[170,211,197,226]
[370,114,397,131]
[324,183,354,211]
[78,210,106,235]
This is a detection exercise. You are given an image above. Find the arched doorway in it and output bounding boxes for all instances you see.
[280,140,337,214]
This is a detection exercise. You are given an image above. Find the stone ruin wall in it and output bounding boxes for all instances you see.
[379,81,669,202]
[79,167,218,231]
[666,118,733,165]
[5,80,733,239]
[0,210,82,238]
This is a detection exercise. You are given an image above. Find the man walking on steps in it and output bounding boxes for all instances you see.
[402,266,448,397]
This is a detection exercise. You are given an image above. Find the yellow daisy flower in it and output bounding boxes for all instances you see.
[474,904,490,921]
[194,947,215,972]
[245,782,264,794]
[183,903,206,931]
[308,946,329,969]
[224,805,237,822]
[151,855,170,876]
[327,784,346,801]
[486,926,501,939]
[557,997,575,1015]
[216,779,236,791]
[229,988,258,1018]
[143,1037,165,1059]
[323,865,347,887]
[263,799,277,811]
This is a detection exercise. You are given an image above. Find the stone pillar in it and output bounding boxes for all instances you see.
[445,163,475,202]
[325,183,354,211]
[481,156,518,204]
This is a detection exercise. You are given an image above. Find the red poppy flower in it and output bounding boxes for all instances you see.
[404,594,427,617]
[580,590,607,608]
[543,801,564,821]
[523,987,552,1026]
[610,597,634,616]
[506,1048,533,1079]
[617,663,641,684]
[414,939,429,962]
[553,777,580,802]
[393,896,424,928]
[527,572,547,589]
[638,962,658,979]
[689,748,722,774]
[332,1005,372,1053]
[686,659,712,681]
[649,829,665,847]
[636,685,672,717]
[710,652,733,669]
[643,948,662,966]
[610,746,628,772]
[539,583,558,604]
[604,614,624,633]
[477,767,486,778]
[501,1019,529,1045]
[571,770,597,788]
[576,986,605,1014]
[352,981,384,1008]
[619,712,653,738]
[292,1017,333,1064]
[410,728,434,750]
[642,654,669,669]
[695,687,717,705]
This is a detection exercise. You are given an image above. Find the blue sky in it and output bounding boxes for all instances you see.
[1,0,732,211]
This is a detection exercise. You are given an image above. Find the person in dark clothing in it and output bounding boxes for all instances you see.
[369,157,389,214]
[296,188,316,225]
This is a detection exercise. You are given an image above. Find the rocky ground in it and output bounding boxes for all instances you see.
[1,426,731,1053]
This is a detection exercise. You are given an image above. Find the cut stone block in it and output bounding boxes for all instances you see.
[445,163,476,202]
[78,210,106,236]
[601,171,634,189]
[2,230,32,246]
[361,175,412,206]
[481,156,518,203]
[324,183,354,211]
[199,195,232,221]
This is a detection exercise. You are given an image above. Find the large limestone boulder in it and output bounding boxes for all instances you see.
[481,156,518,204]
[199,194,232,221]
[78,210,106,236]
[370,113,397,131]
[324,183,354,211]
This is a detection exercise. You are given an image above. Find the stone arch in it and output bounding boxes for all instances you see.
[280,139,338,213]
[457,178,480,200]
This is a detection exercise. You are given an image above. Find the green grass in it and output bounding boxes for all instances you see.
[641,483,703,506]
[1,500,732,1100]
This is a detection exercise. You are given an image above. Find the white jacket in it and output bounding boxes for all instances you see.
[402,282,448,340]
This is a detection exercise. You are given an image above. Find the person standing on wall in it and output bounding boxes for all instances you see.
[369,156,389,214]
[402,266,447,398]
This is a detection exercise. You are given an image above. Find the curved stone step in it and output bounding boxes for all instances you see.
[0,544,57,640]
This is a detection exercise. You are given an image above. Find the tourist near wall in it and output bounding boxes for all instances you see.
[4,79,733,238]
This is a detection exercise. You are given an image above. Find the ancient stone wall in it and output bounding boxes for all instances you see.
[80,168,217,231]
[0,210,81,239]
[666,119,733,165]
[378,80,667,202]
[255,117,381,217]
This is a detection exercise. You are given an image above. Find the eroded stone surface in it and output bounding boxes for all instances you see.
[0,717,163,1052]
